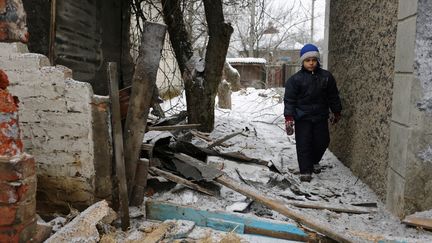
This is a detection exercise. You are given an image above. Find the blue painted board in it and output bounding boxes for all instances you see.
[146,200,308,240]
[207,217,245,233]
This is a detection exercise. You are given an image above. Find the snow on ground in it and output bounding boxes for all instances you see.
[153,88,432,242]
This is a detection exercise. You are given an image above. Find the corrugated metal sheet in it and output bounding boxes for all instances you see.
[55,0,102,82]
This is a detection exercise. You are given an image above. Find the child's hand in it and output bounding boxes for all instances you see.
[330,112,341,125]
[285,116,295,135]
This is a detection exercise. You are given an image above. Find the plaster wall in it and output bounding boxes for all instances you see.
[327,0,398,199]
[0,43,111,213]
[386,0,432,216]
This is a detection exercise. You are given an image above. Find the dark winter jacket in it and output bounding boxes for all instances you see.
[284,67,342,121]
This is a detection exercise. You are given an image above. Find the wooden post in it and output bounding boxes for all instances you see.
[123,22,167,202]
[107,62,130,230]
[130,158,149,206]
[48,0,57,64]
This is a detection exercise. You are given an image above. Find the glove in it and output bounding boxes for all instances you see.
[330,112,341,125]
[285,116,294,135]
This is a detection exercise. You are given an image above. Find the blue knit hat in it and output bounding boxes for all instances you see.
[299,44,320,63]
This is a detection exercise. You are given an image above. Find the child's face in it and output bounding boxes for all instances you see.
[303,57,318,72]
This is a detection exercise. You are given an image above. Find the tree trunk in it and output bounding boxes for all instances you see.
[162,0,233,132]
[217,80,231,109]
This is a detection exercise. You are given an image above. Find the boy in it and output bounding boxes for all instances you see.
[284,44,342,182]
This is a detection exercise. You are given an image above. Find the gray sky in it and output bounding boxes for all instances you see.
[272,0,326,41]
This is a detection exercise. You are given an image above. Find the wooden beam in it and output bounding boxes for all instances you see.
[149,167,215,196]
[402,216,432,231]
[215,174,354,243]
[148,124,201,131]
[107,62,129,230]
[285,200,375,214]
[123,22,167,202]
[207,131,243,148]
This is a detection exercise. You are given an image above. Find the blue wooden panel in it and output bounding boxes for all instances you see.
[207,218,245,233]
[146,201,308,239]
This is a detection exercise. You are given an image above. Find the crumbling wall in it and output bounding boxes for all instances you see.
[0,43,111,214]
[386,0,432,217]
[327,0,398,199]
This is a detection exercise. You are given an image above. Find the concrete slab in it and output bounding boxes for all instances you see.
[388,122,410,177]
[394,16,417,73]
[386,168,406,218]
[398,0,418,20]
[391,74,413,125]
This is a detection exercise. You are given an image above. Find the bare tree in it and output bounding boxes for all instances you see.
[160,0,233,132]
[227,0,311,57]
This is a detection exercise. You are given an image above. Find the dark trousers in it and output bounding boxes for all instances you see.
[295,119,330,174]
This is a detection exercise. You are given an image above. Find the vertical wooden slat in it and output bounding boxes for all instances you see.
[107,62,130,230]
[48,0,56,64]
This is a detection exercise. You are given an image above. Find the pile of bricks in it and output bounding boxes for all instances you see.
[0,69,36,242]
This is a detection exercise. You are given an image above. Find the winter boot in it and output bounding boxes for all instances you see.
[313,164,322,174]
[299,173,312,182]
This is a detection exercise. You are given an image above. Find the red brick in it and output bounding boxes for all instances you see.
[0,199,35,226]
[0,175,36,204]
[0,155,35,181]
[0,217,36,243]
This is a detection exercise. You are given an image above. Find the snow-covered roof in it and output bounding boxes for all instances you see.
[226,57,267,64]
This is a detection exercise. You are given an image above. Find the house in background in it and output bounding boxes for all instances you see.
[226,57,266,89]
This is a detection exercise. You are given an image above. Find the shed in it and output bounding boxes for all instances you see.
[227,57,266,89]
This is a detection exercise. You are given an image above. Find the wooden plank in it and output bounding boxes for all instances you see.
[107,62,130,230]
[123,22,167,203]
[286,200,375,214]
[207,131,243,148]
[149,167,215,196]
[48,0,56,64]
[129,159,149,206]
[148,124,202,131]
[141,143,154,151]
[146,200,309,242]
[207,218,244,234]
[402,216,432,231]
[215,174,354,243]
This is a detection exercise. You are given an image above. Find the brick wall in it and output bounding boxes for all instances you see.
[0,43,111,214]
[0,155,37,242]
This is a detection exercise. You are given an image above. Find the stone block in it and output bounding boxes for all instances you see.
[385,168,406,218]
[0,43,29,57]
[37,175,95,205]
[398,0,418,20]
[44,200,110,243]
[391,73,413,124]
[0,175,36,204]
[7,69,68,88]
[0,155,35,182]
[0,199,36,226]
[0,217,36,243]
[394,17,417,73]
[0,54,50,71]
